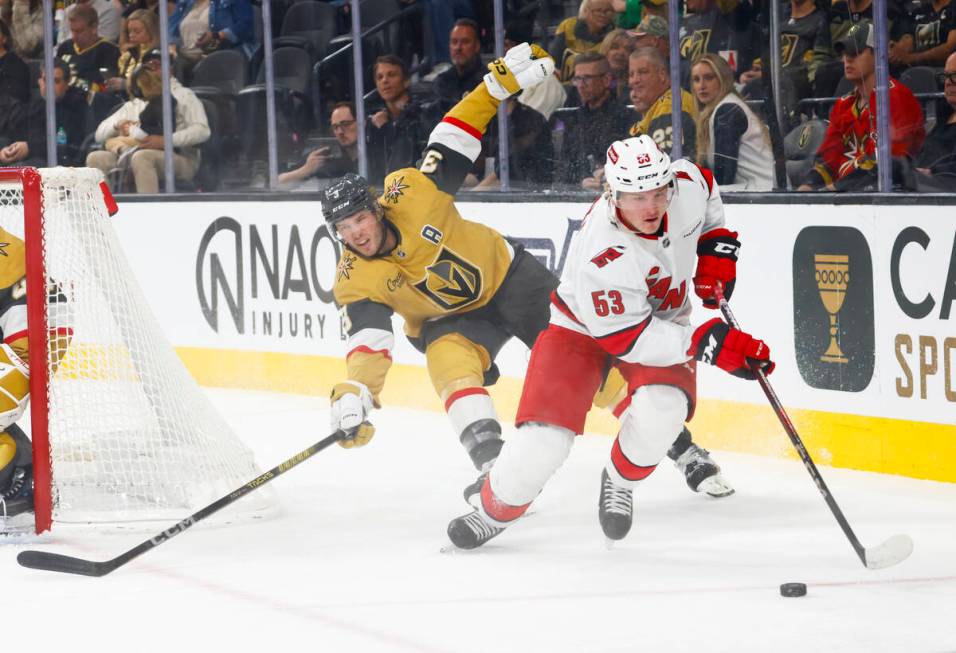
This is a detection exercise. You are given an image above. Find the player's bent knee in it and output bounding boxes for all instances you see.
[426,333,490,399]
[620,385,688,465]
[489,422,574,506]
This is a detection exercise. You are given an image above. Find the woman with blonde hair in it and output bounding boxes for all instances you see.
[691,53,773,191]
[106,9,160,96]
[598,28,634,101]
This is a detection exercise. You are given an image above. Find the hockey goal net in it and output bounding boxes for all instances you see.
[0,167,272,533]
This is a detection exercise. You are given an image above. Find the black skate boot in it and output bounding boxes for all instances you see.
[672,444,734,497]
[461,433,502,507]
[447,510,504,550]
[668,428,734,498]
[463,472,486,507]
[598,469,633,541]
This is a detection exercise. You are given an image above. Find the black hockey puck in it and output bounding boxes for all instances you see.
[780,582,807,597]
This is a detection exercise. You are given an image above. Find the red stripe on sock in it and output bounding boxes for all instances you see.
[611,438,656,481]
[442,116,483,141]
[481,476,530,523]
[444,387,489,412]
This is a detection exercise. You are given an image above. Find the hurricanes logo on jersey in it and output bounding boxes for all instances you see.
[645,266,687,311]
[383,176,410,204]
[413,247,482,310]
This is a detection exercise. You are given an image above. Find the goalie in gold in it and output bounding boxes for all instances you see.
[0,228,36,524]
[0,227,70,528]
[325,43,733,504]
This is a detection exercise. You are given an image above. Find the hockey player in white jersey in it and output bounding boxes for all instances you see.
[447,134,775,549]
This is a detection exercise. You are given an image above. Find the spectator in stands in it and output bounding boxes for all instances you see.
[117,0,160,51]
[278,102,359,188]
[691,53,772,190]
[504,19,567,120]
[914,51,956,184]
[105,9,159,97]
[628,15,668,59]
[433,18,485,110]
[889,0,956,68]
[680,0,757,79]
[56,0,120,46]
[471,97,554,190]
[169,0,258,83]
[366,54,439,184]
[413,0,476,71]
[599,28,636,102]
[823,0,907,94]
[740,0,832,98]
[2,0,43,58]
[798,21,925,191]
[0,19,29,104]
[611,0,642,29]
[558,51,631,188]
[627,46,698,157]
[87,50,210,193]
[0,59,88,167]
[550,0,618,80]
[56,3,121,96]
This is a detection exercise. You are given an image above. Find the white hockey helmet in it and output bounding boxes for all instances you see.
[604,135,673,197]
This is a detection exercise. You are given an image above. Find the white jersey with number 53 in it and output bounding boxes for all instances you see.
[550,159,727,368]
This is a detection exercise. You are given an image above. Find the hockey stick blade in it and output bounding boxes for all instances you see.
[713,286,913,570]
[17,550,118,577]
[864,534,914,570]
[16,429,346,576]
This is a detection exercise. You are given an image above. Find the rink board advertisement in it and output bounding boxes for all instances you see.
[111,200,956,482]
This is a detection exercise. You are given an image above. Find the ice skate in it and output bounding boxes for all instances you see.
[598,469,633,541]
[672,443,735,498]
[447,510,504,550]
[463,472,486,507]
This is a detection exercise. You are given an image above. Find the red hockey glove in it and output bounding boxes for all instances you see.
[694,228,740,308]
[689,318,774,380]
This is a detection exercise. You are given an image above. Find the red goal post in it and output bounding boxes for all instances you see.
[0,167,272,533]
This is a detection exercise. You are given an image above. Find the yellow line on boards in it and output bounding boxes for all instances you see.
[176,347,956,483]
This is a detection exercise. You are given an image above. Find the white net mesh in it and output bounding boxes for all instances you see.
[0,168,273,524]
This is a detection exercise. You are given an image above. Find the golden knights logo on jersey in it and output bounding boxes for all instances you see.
[413,247,482,310]
[383,176,410,204]
[680,29,711,61]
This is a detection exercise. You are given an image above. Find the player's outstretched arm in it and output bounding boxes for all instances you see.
[331,297,394,448]
[421,43,554,195]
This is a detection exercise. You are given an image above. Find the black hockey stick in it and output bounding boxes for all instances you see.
[714,286,913,570]
[17,429,347,576]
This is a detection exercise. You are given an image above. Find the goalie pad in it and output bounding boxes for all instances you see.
[0,343,28,432]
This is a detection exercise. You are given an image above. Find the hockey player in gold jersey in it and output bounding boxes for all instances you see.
[325,44,557,502]
[325,43,733,503]
[0,227,39,524]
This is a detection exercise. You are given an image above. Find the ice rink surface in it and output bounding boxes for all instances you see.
[6,388,956,652]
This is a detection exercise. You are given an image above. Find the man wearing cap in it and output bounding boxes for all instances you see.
[629,15,669,58]
[799,20,924,191]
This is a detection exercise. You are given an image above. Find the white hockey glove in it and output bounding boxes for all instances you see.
[483,42,555,101]
[330,381,375,449]
[0,344,28,432]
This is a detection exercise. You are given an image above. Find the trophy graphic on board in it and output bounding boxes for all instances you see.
[814,254,849,363]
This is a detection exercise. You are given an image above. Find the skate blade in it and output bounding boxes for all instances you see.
[697,474,735,498]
